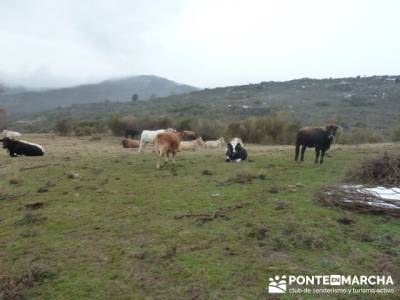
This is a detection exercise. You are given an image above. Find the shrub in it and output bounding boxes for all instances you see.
[336,128,384,144]
[73,120,106,136]
[347,152,400,186]
[224,113,301,144]
[54,119,73,136]
[108,114,126,136]
[392,128,400,142]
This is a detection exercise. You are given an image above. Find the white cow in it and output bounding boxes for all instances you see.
[204,137,225,149]
[1,130,21,138]
[179,137,205,151]
[138,128,176,152]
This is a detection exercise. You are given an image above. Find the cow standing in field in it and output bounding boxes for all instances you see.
[179,137,204,151]
[154,131,184,169]
[138,128,176,152]
[1,137,45,157]
[294,124,340,164]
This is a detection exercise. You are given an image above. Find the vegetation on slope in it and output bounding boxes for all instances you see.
[10,75,400,141]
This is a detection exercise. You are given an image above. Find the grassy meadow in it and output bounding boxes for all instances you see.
[0,135,399,299]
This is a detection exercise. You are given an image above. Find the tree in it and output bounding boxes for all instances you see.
[131,94,139,102]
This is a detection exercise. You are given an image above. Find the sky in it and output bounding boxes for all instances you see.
[0,0,399,89]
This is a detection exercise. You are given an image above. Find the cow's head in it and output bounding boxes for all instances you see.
[218,137,226,145]
[225,143,234,161]
[230,139,242,154]
[0,137,12,149]
[196,137,204,145]
[325,124,339,140]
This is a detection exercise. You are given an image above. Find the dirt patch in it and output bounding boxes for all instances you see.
[337,216,355,225]
[24,202,45,210]
[247,224,268,240]
[16,213,47,226]
[175,203,249,225]
[0,262,55,300]
[217,171,265,186]
[201,169,213,176]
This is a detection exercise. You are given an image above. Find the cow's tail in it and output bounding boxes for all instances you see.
[295,134,300,161]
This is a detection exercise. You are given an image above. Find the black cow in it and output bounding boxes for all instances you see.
[1,137,45,157]
[226,142,247,162]
[294,124,340,164]
[124,128,139,138]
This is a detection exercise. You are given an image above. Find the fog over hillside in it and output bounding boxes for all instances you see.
[0,75,199,114]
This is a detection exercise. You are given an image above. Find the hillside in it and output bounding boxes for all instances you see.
[0,75,198,114]
[16,75,400,136]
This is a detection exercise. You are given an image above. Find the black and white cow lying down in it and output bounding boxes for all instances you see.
[0,137,45,157]
[225,138,247,162]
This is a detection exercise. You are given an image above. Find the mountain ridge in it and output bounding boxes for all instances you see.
[0,75,199,114]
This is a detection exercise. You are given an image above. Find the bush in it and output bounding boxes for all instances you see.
[108,114,126,136]
[347,152,400,186]
[336,128,384,144]
[73,120,106,136]
[392,128,400,142]
[224,113,301,144]
[55,119,73,136]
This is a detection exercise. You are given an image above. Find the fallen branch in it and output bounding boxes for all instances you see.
[20,163,61,171]
[318,185,400,217]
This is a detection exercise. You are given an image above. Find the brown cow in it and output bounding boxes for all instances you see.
[154,131,184,168]
[122,138,140,148]
[182,130,197,141]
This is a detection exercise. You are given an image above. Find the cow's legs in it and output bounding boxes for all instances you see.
[157,154,161,169]
[300,146,306,162]
[295,144,300,161]
[165,152,170,163]
[315,149,320,163]
[172,152,176,164]
[138,139,145,153]
[157,151,166,169]
[320,150,326,164]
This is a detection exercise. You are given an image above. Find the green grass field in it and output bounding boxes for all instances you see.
[0,135,399,299]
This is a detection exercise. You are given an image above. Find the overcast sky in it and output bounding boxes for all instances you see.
[0,0,399,89]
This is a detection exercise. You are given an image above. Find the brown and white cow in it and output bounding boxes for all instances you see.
[154,131,184,168]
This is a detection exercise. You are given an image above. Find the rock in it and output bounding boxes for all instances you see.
[202,169,213,176]
[67,172,79,179]
[37,187,49,193]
